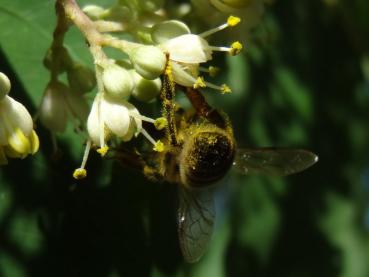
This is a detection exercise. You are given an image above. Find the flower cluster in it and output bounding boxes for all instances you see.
[36,0,246,179]
[0,72,39,165]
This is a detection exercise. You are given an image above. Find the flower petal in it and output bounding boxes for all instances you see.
[160,34,212,64]
[87,98,102,145]
[101,97,130,137]
[151,20,191,44]
[171,62,198,87]
[2,96,33,136]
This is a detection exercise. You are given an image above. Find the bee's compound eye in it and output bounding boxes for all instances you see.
[181,131,235,188]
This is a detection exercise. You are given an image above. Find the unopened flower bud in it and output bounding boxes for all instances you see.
[130,70,161,102]
[0,72,11,100]
[129,46,166,80]
[151,20,190,44]
[67,64,96,93]
[102,64,134,99]
[39,82,69,133]
[103,5,131,22]
[43,46,74,73]
[82,5,106,20]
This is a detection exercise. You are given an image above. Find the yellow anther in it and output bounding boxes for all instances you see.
[73,168,87,179]
[8,128,31,156]
[227,16,241,27]
[194,76,206,89]
[97,145,109,156]
[208,66,220,77]
[221,84,232,94]
[230,41,243,56]
[154,117,167,130]
[153,140,165,152]
[30,130,40,154]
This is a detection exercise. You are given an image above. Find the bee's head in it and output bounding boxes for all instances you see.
[179,125,235,188]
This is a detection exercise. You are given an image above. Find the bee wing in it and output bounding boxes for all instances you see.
[233,148,318,176]
[177,187,215,263]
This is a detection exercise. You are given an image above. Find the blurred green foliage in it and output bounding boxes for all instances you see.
[1,0,369,276]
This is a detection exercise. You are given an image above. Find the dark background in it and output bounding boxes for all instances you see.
[1,0,369,276]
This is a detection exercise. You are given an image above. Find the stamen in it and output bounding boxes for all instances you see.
[194,77,206,89]
[204,80,232,94]
[153,140,165,152]
[230,41,243,56]
[128,112,156,124]
[199,23,228,38]
[154,117,167,130]
[227,16,241,27]
[199,66,220,77]
[208,46,232,52]
[208,66,220,77]
[73,140,91,180]
[220,84,232,94]
[81,140,91,169]
[208,41,243,55]
[199,16,241,38]
[73,168,87,179]
[97,145,109,156]
[140,128,157,146]
[140,128,165,152]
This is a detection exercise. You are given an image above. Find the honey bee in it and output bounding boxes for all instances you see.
[116,61,318,263]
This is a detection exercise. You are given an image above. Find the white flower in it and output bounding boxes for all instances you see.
[87,95,141,148]
[0,95,39,165]
[74,94,163,179]
[156,16,242,92]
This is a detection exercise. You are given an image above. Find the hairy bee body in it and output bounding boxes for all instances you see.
[114,73,318,263]
[144,110,236,189]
